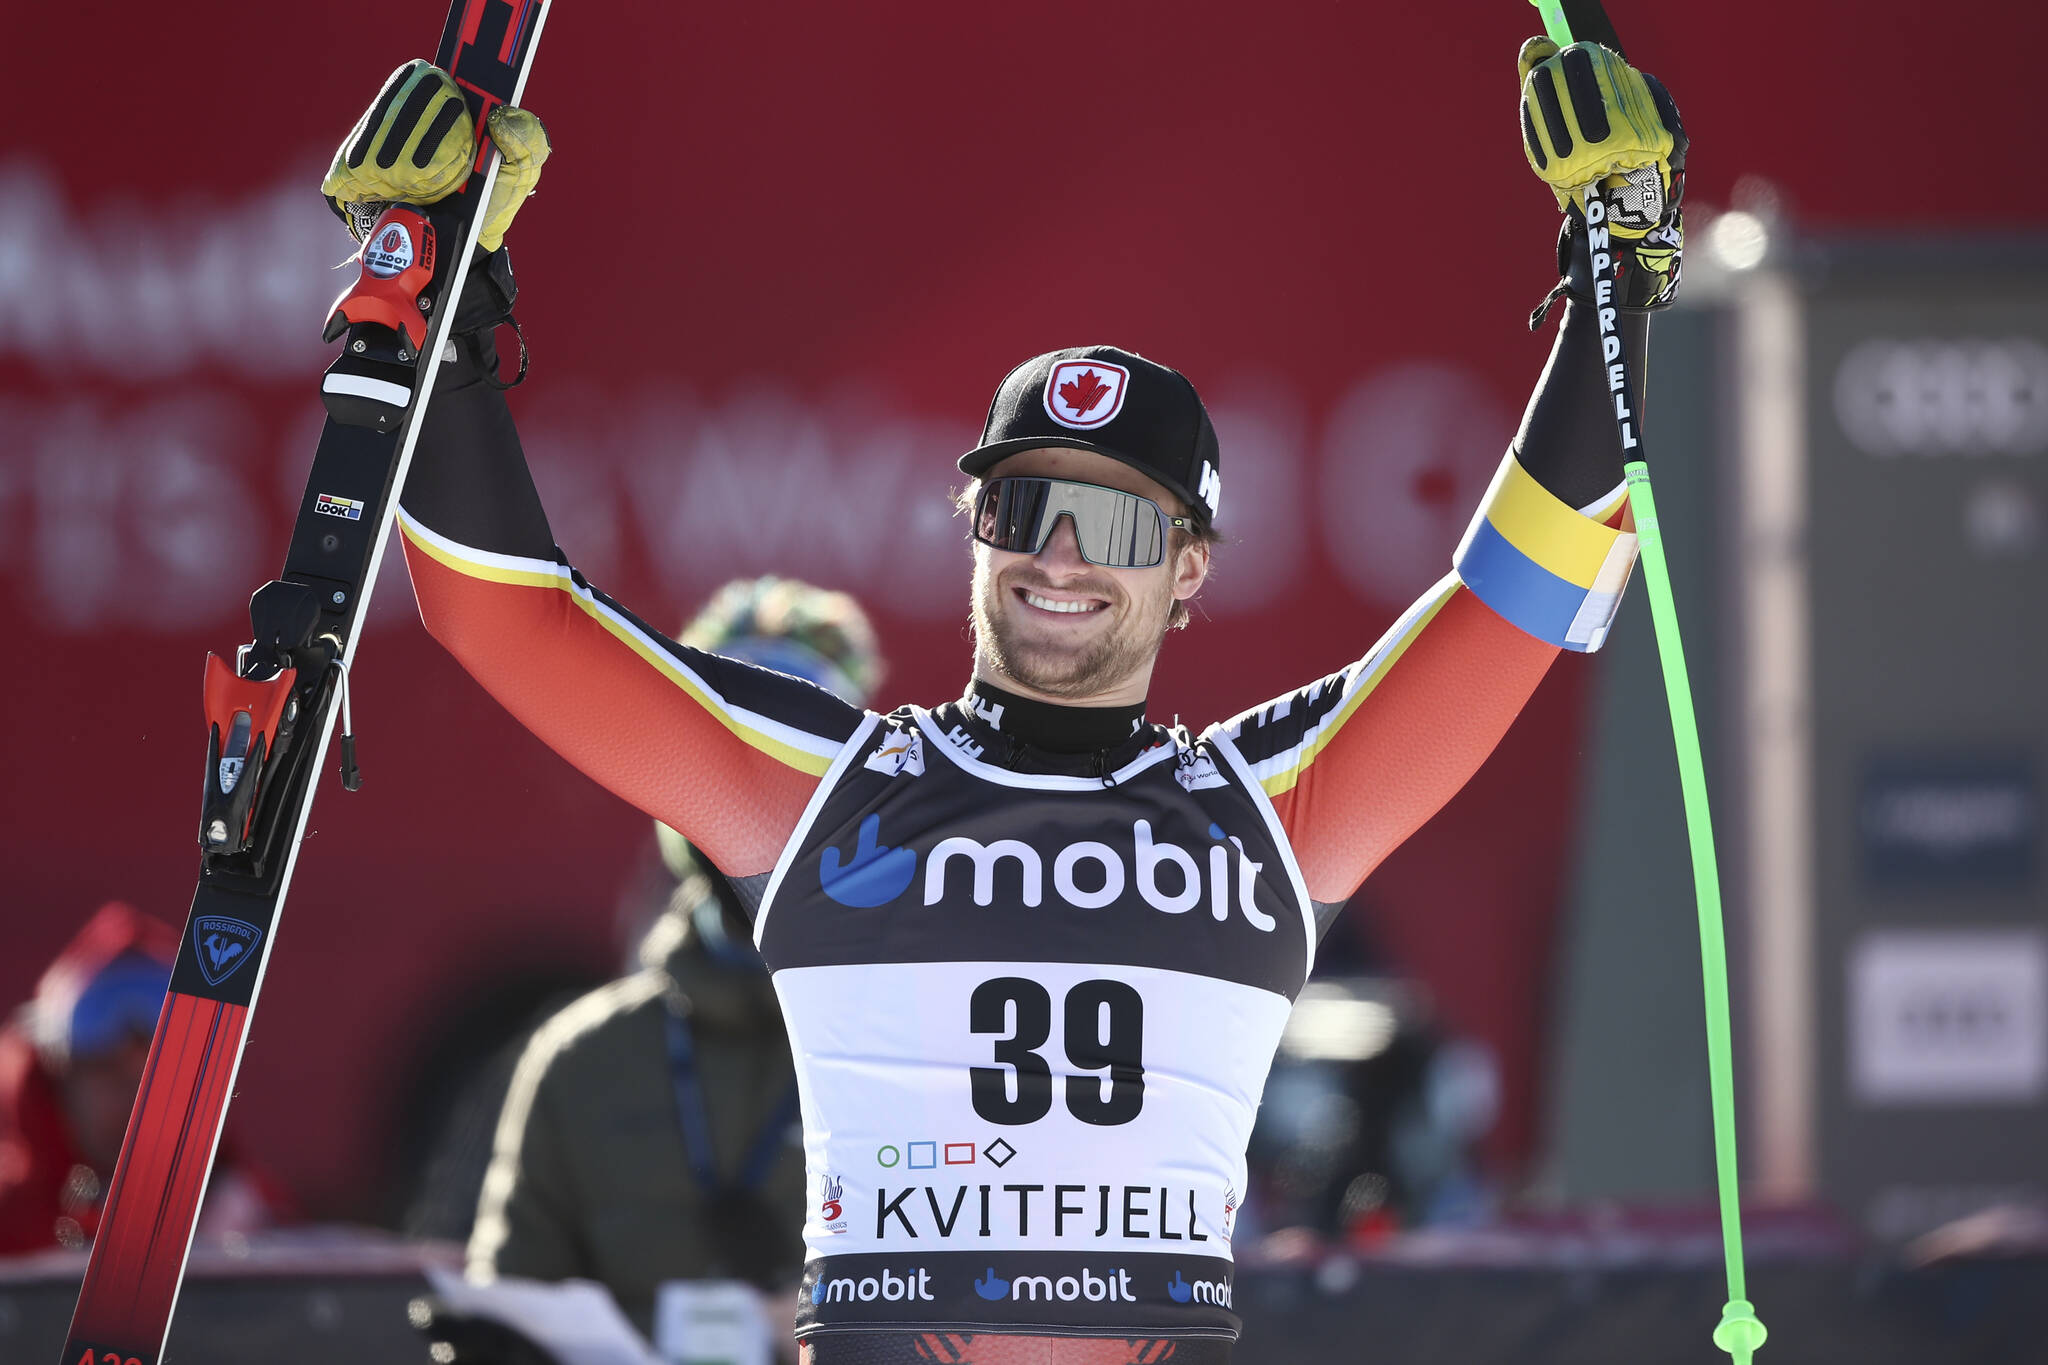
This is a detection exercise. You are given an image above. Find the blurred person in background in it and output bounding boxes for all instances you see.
[466,577,882,1344]
[0,902,287,1255]
[1243,920,1501,1249]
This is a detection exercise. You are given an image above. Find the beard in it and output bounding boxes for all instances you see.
[970,556,1174,700]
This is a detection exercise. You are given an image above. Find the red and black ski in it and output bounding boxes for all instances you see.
[58,3,549,1361]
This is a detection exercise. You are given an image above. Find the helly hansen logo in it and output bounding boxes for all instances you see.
[1044,360,1130,430]
[817,815,1275,929]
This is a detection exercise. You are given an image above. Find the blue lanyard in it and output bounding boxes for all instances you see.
[664,1006,800,1194]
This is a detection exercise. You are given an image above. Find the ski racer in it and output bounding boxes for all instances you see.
[321,36,1686,1365]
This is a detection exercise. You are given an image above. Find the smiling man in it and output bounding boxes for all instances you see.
[962,357,1220,709]
[328,32,1687,1365]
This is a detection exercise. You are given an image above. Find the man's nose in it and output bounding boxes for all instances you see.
[1035,514,1090,574]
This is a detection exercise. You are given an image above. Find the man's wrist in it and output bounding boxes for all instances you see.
[431,245,524,392]
[452,245,518,335]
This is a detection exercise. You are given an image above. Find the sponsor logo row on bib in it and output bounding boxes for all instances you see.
[808,1265,1229,1308]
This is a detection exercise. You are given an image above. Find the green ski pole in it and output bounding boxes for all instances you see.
[1526,2,1768,1360]
[1531,0,1574,46]
[1627,467,1767,1363]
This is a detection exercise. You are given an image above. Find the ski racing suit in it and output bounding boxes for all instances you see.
[397,284,1647,1362]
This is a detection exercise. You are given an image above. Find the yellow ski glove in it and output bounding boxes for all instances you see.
[322,60,550,253]
[472,106,551,253]
[1518,37,1679,240]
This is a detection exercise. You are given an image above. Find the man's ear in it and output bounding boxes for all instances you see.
[1171,539,1210,601]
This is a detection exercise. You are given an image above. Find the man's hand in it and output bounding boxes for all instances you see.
[1518,38,1679,232]
[322,59,550,253]
[1517,38,1686,318]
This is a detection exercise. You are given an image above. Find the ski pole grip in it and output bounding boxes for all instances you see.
[1531,0,1631,58]
[1562,0,1627,56]
[1530,0,1573,46]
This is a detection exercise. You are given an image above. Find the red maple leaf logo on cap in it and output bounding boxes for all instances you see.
[1059,369,1112,417]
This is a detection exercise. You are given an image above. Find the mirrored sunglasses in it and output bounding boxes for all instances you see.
[972,476,1191,569]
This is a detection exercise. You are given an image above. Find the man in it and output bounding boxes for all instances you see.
[324,33,1683,1364]
[470,576,884,1343]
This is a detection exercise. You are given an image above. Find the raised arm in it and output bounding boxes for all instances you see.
[1221,297,1637,915]
[1218,36,1685,921]
[322,62,865,879]
[398,346,864,879]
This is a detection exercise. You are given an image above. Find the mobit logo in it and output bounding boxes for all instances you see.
[812,1266,933,1304]
[819,813,918,907]
[1165,1270,1231,1306]
[818,816,1274,929]
[974,1266,1134,1303]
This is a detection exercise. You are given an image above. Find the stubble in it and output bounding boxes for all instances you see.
[970,560,1173,700]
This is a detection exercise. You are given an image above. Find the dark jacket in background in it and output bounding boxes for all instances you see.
[466,883,806,1333]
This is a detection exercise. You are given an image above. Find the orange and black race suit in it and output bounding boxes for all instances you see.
[396,286,1645,1357]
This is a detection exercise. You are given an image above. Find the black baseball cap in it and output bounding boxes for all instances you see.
[958,345,1223,530]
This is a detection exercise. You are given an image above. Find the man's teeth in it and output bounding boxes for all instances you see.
[1023,590,1101,615]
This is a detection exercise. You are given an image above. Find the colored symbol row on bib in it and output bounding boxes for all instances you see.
[876,1137,1018,1169]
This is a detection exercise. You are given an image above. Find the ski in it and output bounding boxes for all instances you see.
[57,2,550,1361]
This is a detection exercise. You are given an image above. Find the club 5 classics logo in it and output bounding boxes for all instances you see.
[820,1174,847,1234]
[818,815,1274,929]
